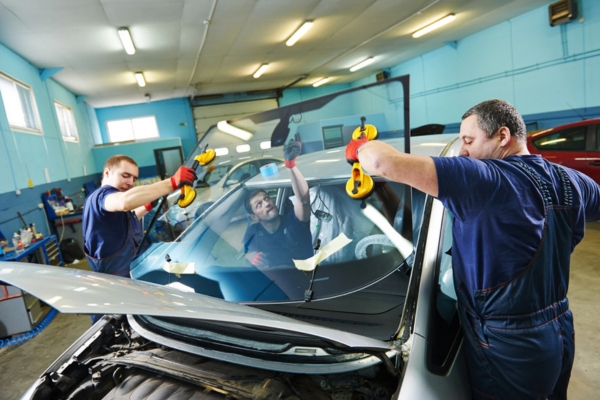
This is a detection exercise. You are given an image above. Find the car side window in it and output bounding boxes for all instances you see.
[226,163,256,186]
[532,127,586,151]
[427,210,462,375]
[596,125,600,151]
[205,165,229,185]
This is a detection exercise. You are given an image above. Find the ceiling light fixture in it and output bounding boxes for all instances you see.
[217,120,253,141]
[117,27,136,55]
[134,72,146,87]
[349,57,374,72]
[253,64,269,79]
[312,77,330,87]
[286,20,313,46]
[412,14,456,38]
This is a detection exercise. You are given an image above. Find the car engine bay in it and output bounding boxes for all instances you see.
[28,315,400,400]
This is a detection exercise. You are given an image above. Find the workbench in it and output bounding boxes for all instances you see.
[0,235,63,337]
[0,235,63,265]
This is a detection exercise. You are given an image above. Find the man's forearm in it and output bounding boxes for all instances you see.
[358,141,439,197]
[105,179,174,212]
[288,166,311,222]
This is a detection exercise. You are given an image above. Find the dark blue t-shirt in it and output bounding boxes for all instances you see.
[83,185,132,259]
[242,211,313,267]
[433,154,600,295]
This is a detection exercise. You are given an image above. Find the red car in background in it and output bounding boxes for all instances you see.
[527,118,600,184]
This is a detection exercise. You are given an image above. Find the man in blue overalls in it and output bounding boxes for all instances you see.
[83,154,196,323]
[346,99,600,399]
[242,133,314,299]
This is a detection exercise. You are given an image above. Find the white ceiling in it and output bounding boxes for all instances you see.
[0,0,552,109]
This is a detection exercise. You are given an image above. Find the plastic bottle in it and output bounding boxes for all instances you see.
[12,232,20,249]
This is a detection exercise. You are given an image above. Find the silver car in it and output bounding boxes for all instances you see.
[1,76,471,399]
[163,156,283,225]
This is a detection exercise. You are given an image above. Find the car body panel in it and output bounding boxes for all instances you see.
[527,118,600,184]
[0,262,393,351]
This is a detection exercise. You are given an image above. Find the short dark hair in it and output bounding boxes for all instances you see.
[104,155,138,170]
[462,99,526,142]
[244,189,267,215]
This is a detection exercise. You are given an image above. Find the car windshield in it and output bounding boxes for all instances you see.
[133,176,421,303]
[132,76,416,336]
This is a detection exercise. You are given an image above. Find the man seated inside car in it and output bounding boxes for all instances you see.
[241,134,314,299]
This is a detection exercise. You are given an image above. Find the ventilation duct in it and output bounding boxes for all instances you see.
[548,0,578,27]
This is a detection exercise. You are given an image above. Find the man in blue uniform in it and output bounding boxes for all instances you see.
[242,134,313,298]
[83,154,196,279]
[346,99,600,399]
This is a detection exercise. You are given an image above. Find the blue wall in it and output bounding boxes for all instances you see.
[349,0,600,130]
[95,98,197,159]
[91,137,183,179]
[0,43,98,239]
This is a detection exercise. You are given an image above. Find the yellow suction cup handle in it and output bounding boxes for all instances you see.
[196,149,216,166]
[352,124,378,141]
[345,162,374,199]
[177,185,197,208]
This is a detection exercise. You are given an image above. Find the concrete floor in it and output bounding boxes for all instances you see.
[1,223,599,400]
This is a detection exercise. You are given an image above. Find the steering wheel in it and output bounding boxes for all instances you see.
[354,234,395,259]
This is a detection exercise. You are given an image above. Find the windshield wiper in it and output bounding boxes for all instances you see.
[303,238,322,302]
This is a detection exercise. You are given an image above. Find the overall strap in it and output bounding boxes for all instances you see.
[513,160,553,207]
[552,164,573,206]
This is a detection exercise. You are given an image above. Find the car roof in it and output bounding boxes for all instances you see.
[246,133,460,186]
[528,118,600,140]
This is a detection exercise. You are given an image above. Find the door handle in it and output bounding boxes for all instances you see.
[588,160,600,166]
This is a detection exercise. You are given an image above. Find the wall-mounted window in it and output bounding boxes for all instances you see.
[0,72,42,133]
[106,116,159,143]
[322,125,343,149]
[54,101,78,142]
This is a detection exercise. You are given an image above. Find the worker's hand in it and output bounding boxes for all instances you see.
[144,199,159,212]
[284,133,302,168]
[170,166,197,190]
[345,137,369,165]
[248,251,267,268]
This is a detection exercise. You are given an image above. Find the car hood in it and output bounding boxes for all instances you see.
[0,262,392,351]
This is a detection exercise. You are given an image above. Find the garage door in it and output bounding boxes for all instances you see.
[193,99,278,142]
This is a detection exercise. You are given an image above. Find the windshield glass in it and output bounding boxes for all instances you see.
[133,76,414,305]
[133,178,421,303]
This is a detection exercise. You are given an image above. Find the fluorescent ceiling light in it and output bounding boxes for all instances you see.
[286,20,313,46]
[236,144,251,153]
[349,57,374,72]
[217,120,253,141]
[134,72,146,87]
[412,14,456,38]
[215,147,229,156]
[313,77,329,87]
[260,141,271,149]
[253,64,269,79]
[117,27,136,55]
